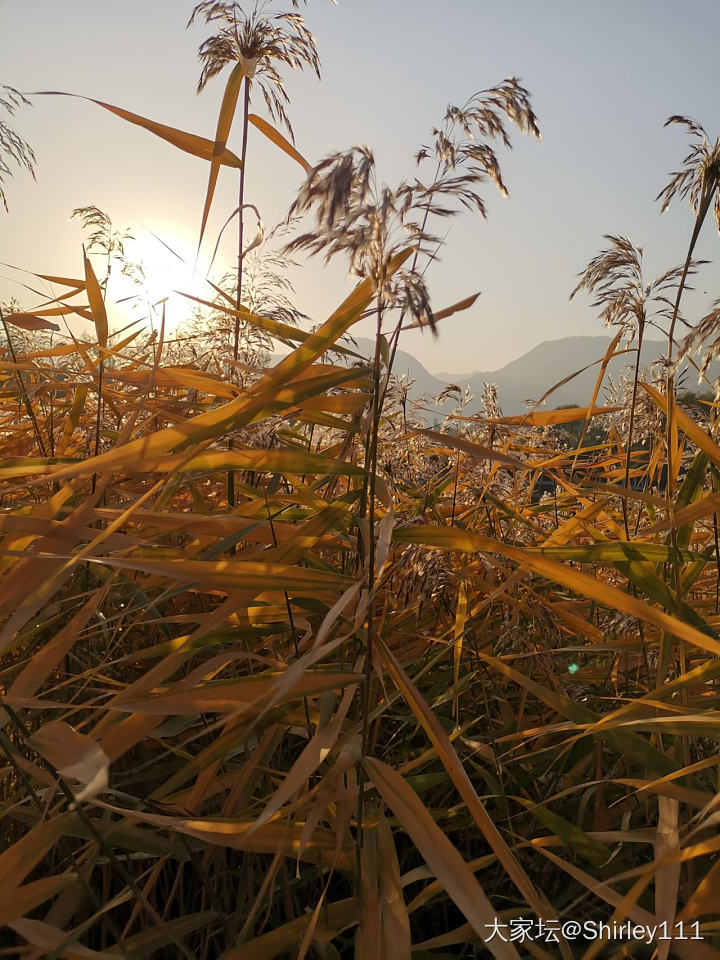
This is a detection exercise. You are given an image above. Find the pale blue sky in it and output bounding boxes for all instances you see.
[1,0,719,372]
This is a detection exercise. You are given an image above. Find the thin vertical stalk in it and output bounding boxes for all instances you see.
[357,298,385,853]
[662,193,712,782]
[91,358,104,495]
[228,76,251,511]
[713,478,720,615]
[264,488,312,739]
[234,78,251,346]
[622,322,653,688]
[661,191,712,684]
[622,322,645,539]
[450,455,460,527]
[665,191,712,508]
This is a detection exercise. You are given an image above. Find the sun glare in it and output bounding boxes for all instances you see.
[114,225,206,330]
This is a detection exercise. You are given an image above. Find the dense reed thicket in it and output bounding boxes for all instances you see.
[2,3,720,958]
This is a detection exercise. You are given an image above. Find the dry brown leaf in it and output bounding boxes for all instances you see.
[29,720,109,803]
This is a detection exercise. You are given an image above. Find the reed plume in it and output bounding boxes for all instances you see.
[0,86,36,212]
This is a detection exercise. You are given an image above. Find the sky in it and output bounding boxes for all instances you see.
[1,0,720,374]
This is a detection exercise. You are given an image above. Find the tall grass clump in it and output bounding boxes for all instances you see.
[1,6,720,960]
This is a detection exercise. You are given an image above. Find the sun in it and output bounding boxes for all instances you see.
[114,223,205,329]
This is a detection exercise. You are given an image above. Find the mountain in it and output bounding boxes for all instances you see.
[349,335,715,417]
[455,335,665,416]
[367,340,448,401]
[454,336,720,415]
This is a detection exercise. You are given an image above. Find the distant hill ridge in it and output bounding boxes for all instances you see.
[348,335,716,417]
[276,334,715,417]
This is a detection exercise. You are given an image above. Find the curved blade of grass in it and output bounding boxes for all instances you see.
[573,329,623,458]
[377,814,412,960]
[127,448,366,478]
[418,429,526,469]
[112,672,359,715]
[107,365,237,398]
[1,877,77,931]
[95,802,355,871]
[532,847,717,960]
[411,291,480,327]
[538,542,703,565]
[57,385,89,456]
[3,312,60,331]
[513,796,609,866]
[392,525,720,658]
[42,259,406,484]
[29,719,109,803]
[490,406,618,427]
[8,916,112,959]
[357,821,381,960]
[364,756,520,958]
[673,450,708,548]
[9,590,102,699]
[452,580,467,723]
[377,637,562,931]
[31,91,242,167]
[222,897,359,960]
[250,683,357,832]
[198,63,245,250]
[91,557,351,596]
[82,249,107,348]
[0,814,78,886]
[117,913,217,956]
[643,381,720,465]
[249,113,310,172]
[475,649,676,776]
[647,489,720,534]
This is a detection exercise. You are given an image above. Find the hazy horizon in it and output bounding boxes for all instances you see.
[350,331,668,379]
